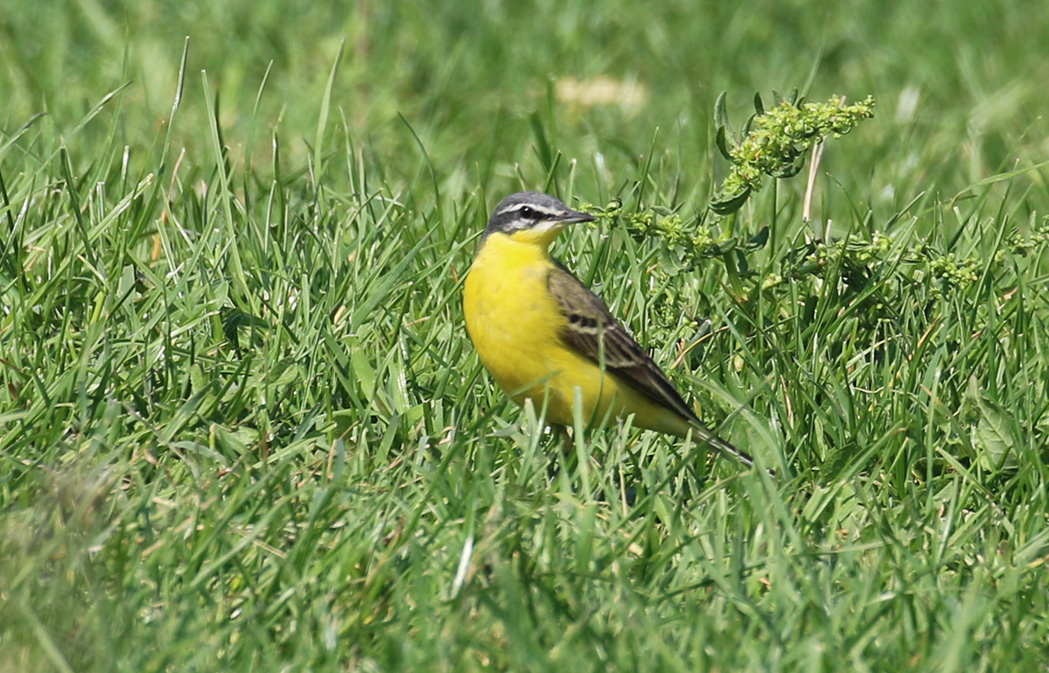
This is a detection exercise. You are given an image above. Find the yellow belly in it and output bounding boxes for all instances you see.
[463,233,690,435]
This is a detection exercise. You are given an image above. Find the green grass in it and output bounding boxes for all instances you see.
[2,0,1049,671]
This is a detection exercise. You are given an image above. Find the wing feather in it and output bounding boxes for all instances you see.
[546,260,758,470]
[547,261,698,423]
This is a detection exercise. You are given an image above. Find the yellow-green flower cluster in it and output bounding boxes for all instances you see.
[712,94,876,214]
[929,252,980,288]
[584,200,721,262]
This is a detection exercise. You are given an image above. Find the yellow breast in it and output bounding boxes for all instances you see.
[464,232,567,402]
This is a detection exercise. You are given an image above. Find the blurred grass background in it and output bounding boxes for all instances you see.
[2,1,1049,671]
[5,0,1047,197]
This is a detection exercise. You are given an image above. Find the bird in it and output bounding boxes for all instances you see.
[463,191,755,469]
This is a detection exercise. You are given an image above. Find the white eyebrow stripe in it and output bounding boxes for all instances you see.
[499,202,562,217]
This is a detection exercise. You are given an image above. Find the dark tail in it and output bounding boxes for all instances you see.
[690,421,776,477]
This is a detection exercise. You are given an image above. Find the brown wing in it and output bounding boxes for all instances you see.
[547,261,699,424]
[547,261,759,469]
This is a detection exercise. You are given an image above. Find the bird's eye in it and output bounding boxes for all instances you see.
[518,206,536,219]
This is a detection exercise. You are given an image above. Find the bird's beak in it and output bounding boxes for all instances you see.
[557,209,596,225]
[533,209,595,235]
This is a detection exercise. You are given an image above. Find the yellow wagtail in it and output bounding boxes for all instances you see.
[463,191,754,468]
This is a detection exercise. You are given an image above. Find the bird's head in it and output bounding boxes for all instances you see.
[483,191,595,248]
